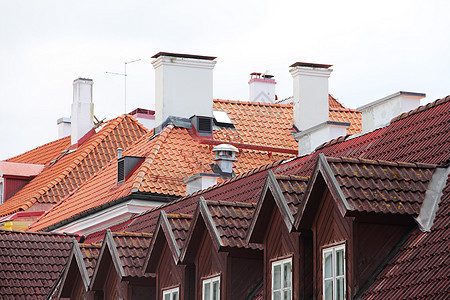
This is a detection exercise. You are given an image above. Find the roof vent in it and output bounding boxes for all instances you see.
[212,144,238,175]
[191,116,213,136]
[213,110,234,127]
[117,156,143,183]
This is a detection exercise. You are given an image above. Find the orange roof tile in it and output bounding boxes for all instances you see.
[6,136,71,165]
[0,115,148,217]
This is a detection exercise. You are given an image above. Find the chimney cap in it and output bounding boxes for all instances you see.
[152,52,216,60]
[212,144,239,154]
[289,62,332,69]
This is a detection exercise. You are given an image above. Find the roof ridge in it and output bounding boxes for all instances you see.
[205,200,256,208]
[166,213,193,219]
[5,136,70,162]
[275,174,309,181]
[213,98,292,108]
[79,243,102,248]
[112,231,153,238]
[0,229,77,237]
[325,156,438,169]
[391,95,450,123]
[28,115,129,204]
[130,125,174,193]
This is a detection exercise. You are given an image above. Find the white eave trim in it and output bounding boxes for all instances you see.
[52,199,162,236]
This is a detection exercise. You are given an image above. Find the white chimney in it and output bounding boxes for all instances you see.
[129,108,155,130]
[290,62,349,156]
[249,71,277,103]
[357,91,426,134]
[183,173,220,195]
[57,117,71,139]
[151,52,217,126]
[71,78,94,146]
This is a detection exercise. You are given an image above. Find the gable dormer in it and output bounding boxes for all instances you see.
[294,154,442,299]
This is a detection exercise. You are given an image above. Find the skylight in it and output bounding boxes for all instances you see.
[213,110,233,126]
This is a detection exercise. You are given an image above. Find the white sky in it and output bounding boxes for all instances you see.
[1,0,449,160]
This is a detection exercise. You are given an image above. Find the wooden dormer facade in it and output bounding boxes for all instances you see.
[143,211,194,300]
[294,154,439,299]
[246,171,310,299]
[180,197,263,300]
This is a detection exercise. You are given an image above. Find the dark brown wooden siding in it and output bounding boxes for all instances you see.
[103,264,120,300]
[194,232,228,300]
[312,190,353,300]
[156,243,188,300]
[264,207,300,300]
[229,255,263,299]
[69,272,85,300]
[4,177,30,201]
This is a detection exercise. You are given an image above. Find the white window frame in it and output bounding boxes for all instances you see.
[322,244,346,300]
[202,275,220,300]
[162,286,179,300]
[0,177,4,204]
[271,257,292,300]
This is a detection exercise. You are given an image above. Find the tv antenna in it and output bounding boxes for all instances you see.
[106,58,142,113]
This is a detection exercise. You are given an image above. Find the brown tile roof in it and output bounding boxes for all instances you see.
[166,213,192,253]
[0,230,76,299]
[326,156,436,215]
[0,115,147,217]
[361,177,450,299]
[275,174,309,218]
[79,243,101,281]
[204,200,261,250]
[111,231,153,278]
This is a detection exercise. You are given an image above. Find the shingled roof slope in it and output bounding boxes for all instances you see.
[361,176,450,299]
[0,230,76,299]
[205,200,261,250]
[79,243,102,281]
[0,115,147,217]
[275,174,309,218]
[326,156,436,215]
[111,232,153,278]
[166,213,192,252]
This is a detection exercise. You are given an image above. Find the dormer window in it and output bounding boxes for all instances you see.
[163,286,179,300]
[117,156,144,183]
[202,275,220,300]
[323,244,346,300]
[272,257,292,300]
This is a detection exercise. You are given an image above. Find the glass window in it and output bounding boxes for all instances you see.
[163,287,179,300]
[323,245,346,300]
[203,275,220,300]
[272,258,292,300]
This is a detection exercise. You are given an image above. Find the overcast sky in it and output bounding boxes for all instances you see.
[1,0,449,160]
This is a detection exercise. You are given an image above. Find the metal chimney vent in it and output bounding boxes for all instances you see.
[191,116,213,136]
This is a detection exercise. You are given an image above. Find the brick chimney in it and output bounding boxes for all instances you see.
[249,71,276,103]
[290,62,349,156]
[71,78,94,147]
[151,52,217,126]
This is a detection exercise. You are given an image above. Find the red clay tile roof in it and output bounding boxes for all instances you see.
[6,136,71,165]
[110,231,153,278]
[205,200,261,250]
[361,177,450,299]
[0,230,76,299]
[0,115,147,217]
[326,156,436,215]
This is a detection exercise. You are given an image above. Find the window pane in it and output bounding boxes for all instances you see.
[274,264,281,290]
[164,294,170,300]
[204,282,211,300]
[173,291,179,300]
[213,280,219,300]
[283,289,291,300]
[337,277,345,300]
[324,279,333,300]
[324,252,333,279]
[273,291,281,300]
[336,249,344,276]
[283,261,292,288]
